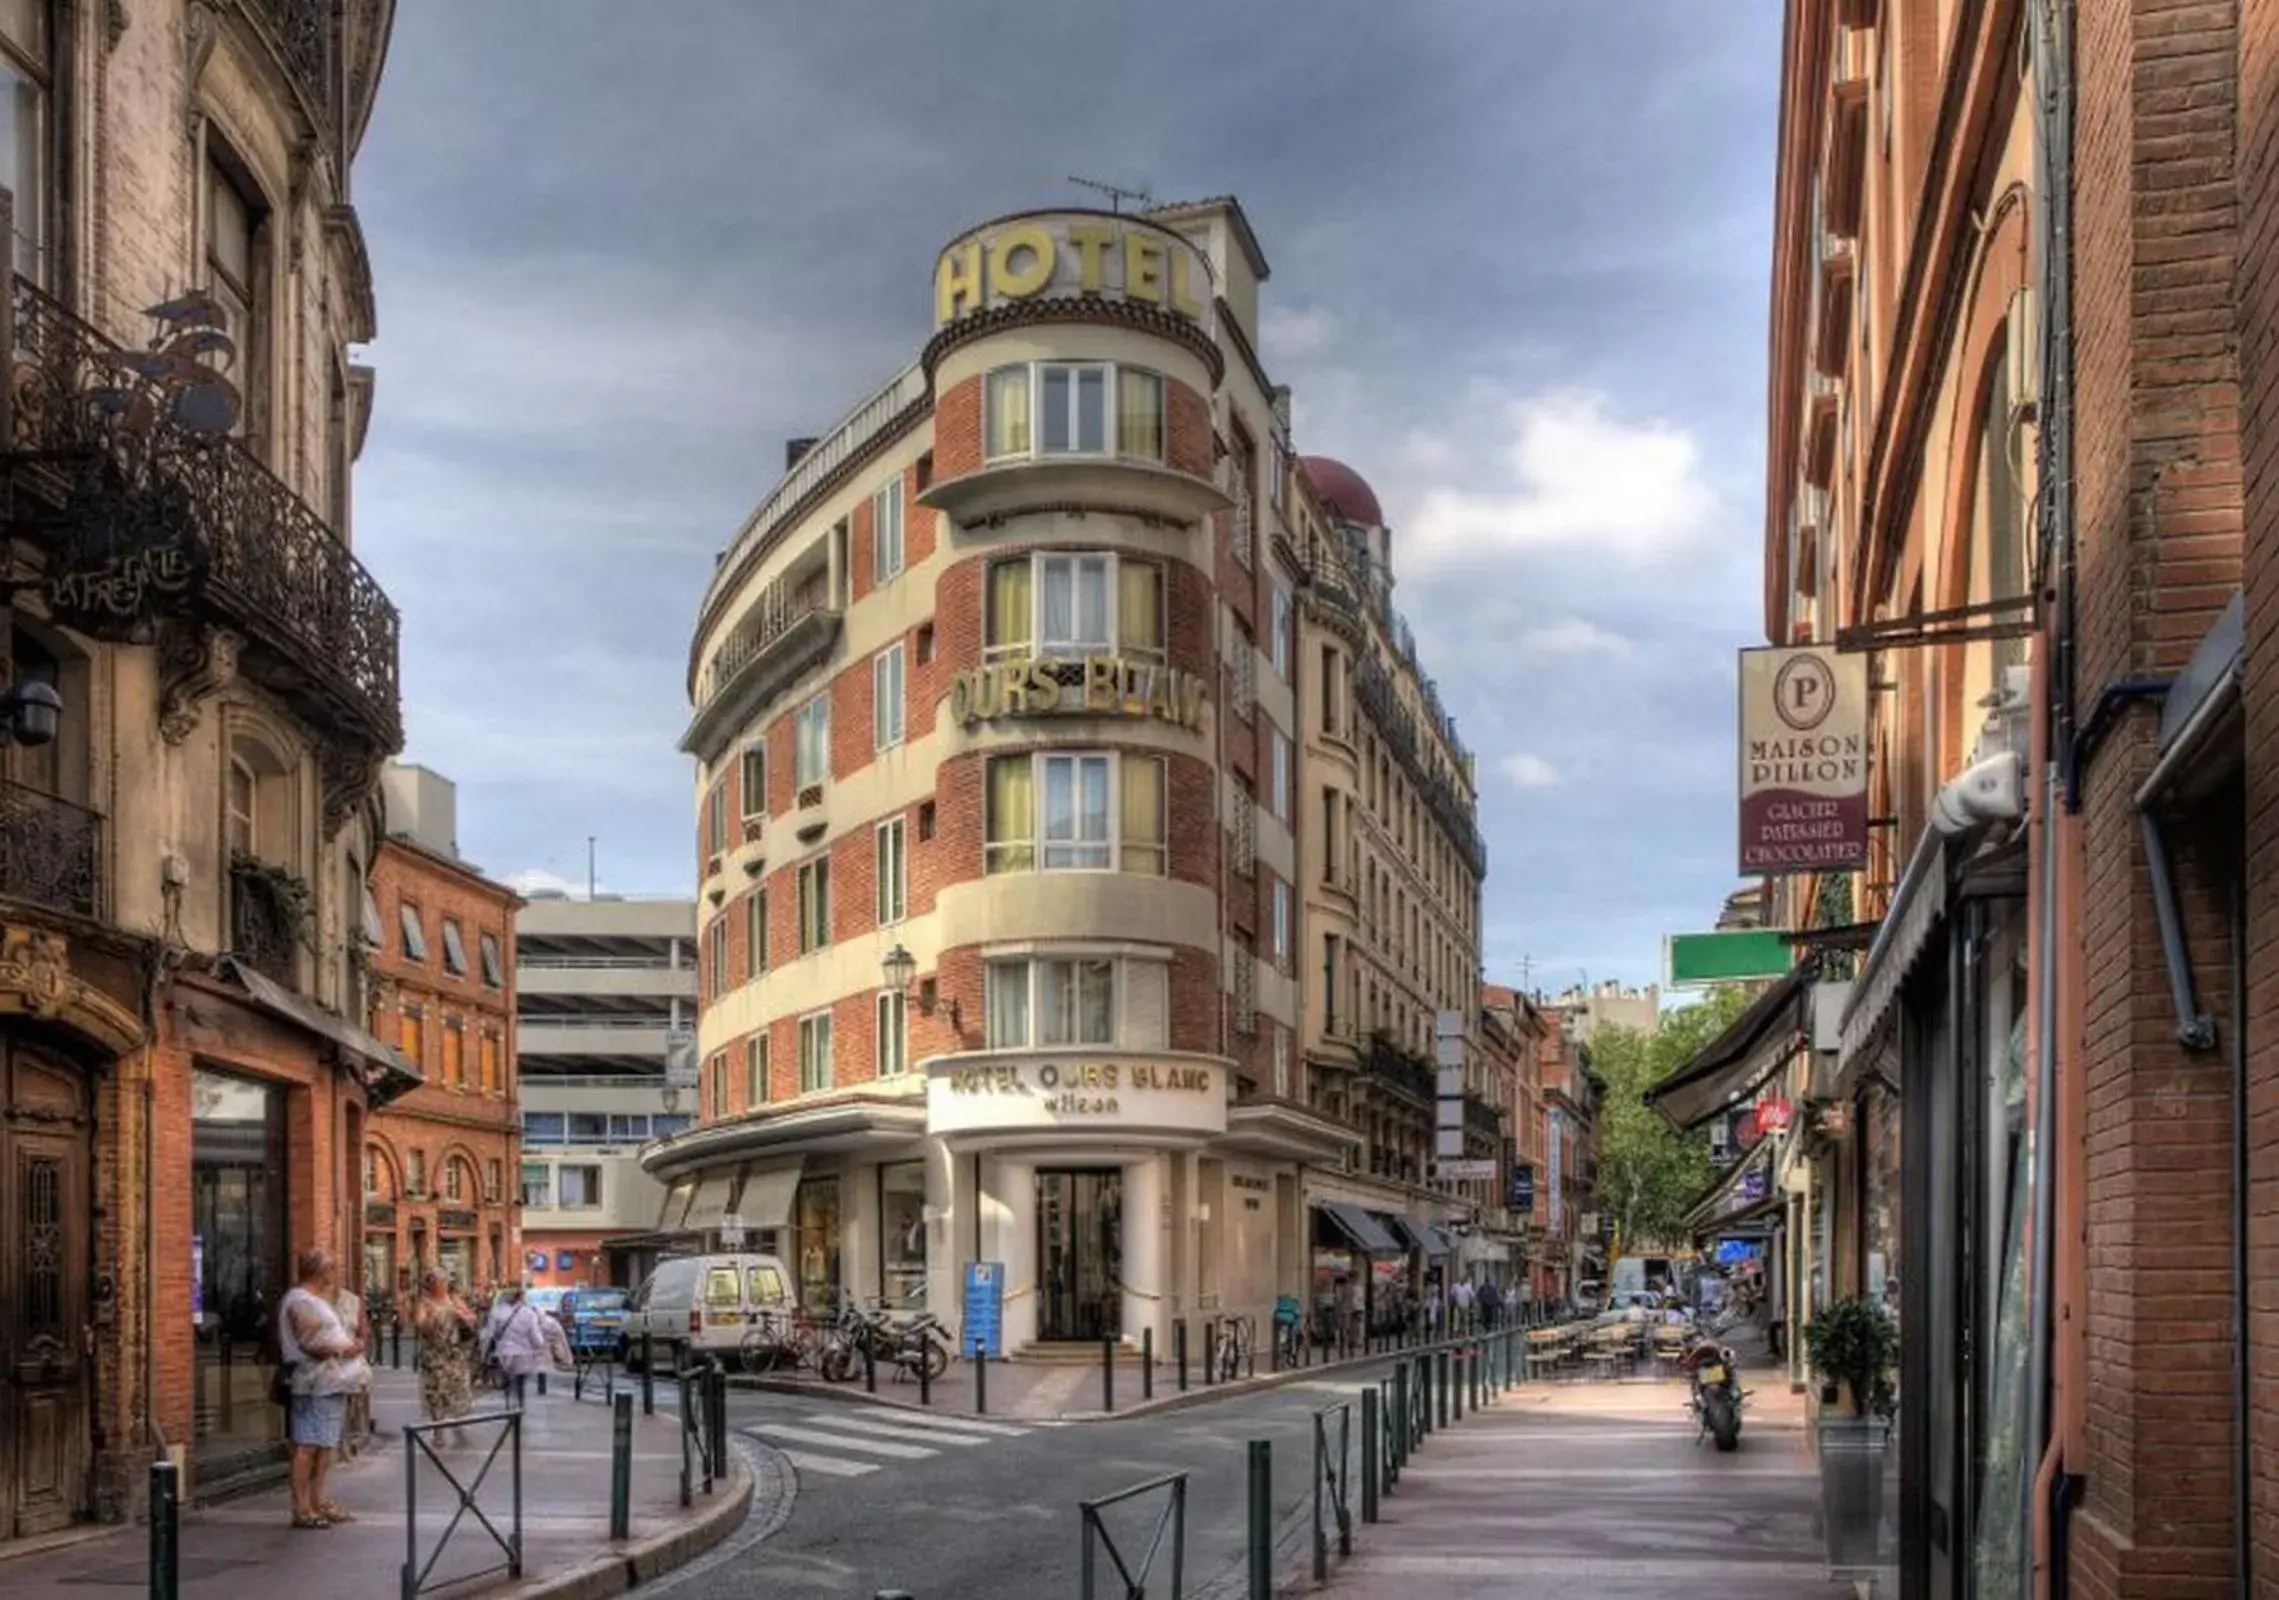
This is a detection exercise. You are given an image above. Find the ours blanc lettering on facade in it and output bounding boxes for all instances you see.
[926,1055,1227,1139]
[1736,644,1870,874]
[935,213,1212,328]
[948,654,1209,732]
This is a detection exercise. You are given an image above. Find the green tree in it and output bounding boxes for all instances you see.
[1591,985,1753,1255]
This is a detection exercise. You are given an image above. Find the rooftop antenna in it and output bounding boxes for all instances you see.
[1519,955,1533,993]
[587,836,597,900]
[1067,174,1154,214]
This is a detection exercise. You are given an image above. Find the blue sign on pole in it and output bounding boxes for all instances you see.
[1508,1166,1535,1214]
[961,1260,1005,1359]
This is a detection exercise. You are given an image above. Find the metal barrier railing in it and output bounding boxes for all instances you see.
[1310,1402,1352,1581]
[1079,1471,1189,1598]
[401,1409,522,1600]
[675,1360,729,1506]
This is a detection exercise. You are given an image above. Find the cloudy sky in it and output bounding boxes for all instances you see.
[349,0,1782,992]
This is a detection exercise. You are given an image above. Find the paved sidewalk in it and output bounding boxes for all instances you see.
[0,1368,753,1600]
[1318,1379,1865,1600]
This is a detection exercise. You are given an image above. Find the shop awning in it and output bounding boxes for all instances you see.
[1683,1143,1778,1236]
[1384,1216,1431,1255]
[1315,1202,1403,1257]
[1422,1225,1458,1258]
[682,1168,741,1232]
[2139,590,2244,807]
[735,1160,804,1232]
[1643,967,1808,1132]
[1837,823,1950,1075]
[217,956,422,1108]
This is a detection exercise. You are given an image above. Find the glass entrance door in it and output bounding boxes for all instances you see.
[1036,1168,1122,1342]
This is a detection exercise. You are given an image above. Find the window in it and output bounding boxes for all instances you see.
[444,1158,464,1201]
[399,904,427,962]
[478,932,504,988]
[747,1034,769,1106]
[520,1163,552,1209]
[795,696,831,792]
[557,1165,601,1208]
[740,744,767,818]
[874,644,905,749]
[985,362,1166,461]
[873,478,904,583]
[984,551,1163,661]
[479,1031,501,1095]
[1270,732,1292,821]
[706,781,727,857]
[876,819,906,924]
[441,919,469,977]
[1273,880,1293,974]
[798,858,830,953]
[0,5,49,282]
[442,1018,465,1089]
[986,958,1115,1048]
[407,1149,426,1195]
[799,1012,834,1094]
[521,1112,565,1145]
[746,891,768,978]
[709,1052,728,1114]
[226,758,256,857]
[877,990,907,1077]
[206,147,263,442]
[398,1005,424,1065]
[486,1160,502,1203]
[1270,586,1292,680]
[986,752,1163,875]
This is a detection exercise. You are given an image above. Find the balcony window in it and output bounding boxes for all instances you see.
[799,1011,834,1094]
[874,643,905,750]
[985,752,1163,876]
[747,1034,769,1106]
[986,957,1114,1048]
[205,143,266,448]
[441,919,468,977]
[522,1112,565,1145]
[399,904,428,963]
[984,551,1164,664]
[877,990,907,1077]
[479,932,504,988]
[746,890,768,978]
[797,858,830,953]
[226,758,256,858]
[985,366,1031,460]
[794,695,830,794]
[985,362,1166,462]
[740,744,767,819]
[557,1165,601,1208]
[521,1163,551,1209]
[0,1,48,283]
[876,818,906,924]
[873,478,904,583]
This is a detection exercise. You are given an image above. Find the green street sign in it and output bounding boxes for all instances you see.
[1664,929,1793,987]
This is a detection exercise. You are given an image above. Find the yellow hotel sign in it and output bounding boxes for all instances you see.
[935,213,1210,328]
[948,654,1207,732]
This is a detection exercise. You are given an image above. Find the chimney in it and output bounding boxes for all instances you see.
[785,438,820,470]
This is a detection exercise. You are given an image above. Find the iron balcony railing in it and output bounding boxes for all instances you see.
[0,779,102,919]
[1362,1035,1435,1105]
[1464,1092,1503,1143]
[700,581,834,707]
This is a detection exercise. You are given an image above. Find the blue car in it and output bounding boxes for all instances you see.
[559,1287,631,1356]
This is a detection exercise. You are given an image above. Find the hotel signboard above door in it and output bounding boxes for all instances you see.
[927,1052,1227,1140]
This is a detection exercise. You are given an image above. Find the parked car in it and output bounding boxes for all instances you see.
[618,1253,798,1366]
[559,1287,631,1356]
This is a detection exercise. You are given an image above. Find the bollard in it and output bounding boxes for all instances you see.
[973,1339,988,1415]
[864,1335,877,1395]
[1176,1319,1189,1391]
[1204,1322,1218,1387]
[391,1318,402,1370]
[1361,1387,1381,1524]
[919,1347,932,1407]
[709,1363,728,1480]
[1246,1439,1273,1600]
[609,1393,633,1541]
[1143,1326,1154,1401]
[1392,1365,1409,1471]
[1453,1347,1464,1421]
[1102,1336,1115,1413]
[149,1460,179,1600]
[641,1333,655,1416]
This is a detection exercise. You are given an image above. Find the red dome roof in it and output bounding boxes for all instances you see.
[1301,456,1384,528]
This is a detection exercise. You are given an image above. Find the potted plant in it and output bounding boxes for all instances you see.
[1804,1297,1896,1582]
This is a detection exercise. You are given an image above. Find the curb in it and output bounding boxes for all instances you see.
[500,1454,755,1600]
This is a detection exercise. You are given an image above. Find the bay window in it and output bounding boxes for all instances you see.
[985,752,1165,875]
[794,695,830,793]
[984,552,1164,661]
[982,362,1168,463]
[986,958,1113,1048]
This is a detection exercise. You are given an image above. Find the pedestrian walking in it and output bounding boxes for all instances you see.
[411,1269,479,1436]
[331,1278,374,1455]
[278,1249,369,1530]
[1452,1277,1476,1334]
[1425,1283,1444,1339]
[490,1286,550,1406]
[1477,1277,1502,1330]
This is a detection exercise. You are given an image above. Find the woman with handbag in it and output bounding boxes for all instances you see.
[411,1269,478,1435]
[278,1250,370,1530]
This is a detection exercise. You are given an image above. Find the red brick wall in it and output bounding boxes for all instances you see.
[935,374,982,478]
[2067,2,2250,1593]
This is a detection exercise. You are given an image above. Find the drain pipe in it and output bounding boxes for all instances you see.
[2231,864,2250,1599]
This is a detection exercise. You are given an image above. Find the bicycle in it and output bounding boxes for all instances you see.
[738,1306,823,1374]
[1212,1314,1255,1382]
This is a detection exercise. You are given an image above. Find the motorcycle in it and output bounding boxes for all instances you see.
[1687,1338,1745,1452]
[821,1305,952,1384]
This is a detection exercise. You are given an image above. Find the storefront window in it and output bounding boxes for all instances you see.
[192,1068,287,1464]
[794,1175,841,1310]
[880,1162,927,1309]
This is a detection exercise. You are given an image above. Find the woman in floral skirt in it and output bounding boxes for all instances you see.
[412,1269,478,1430]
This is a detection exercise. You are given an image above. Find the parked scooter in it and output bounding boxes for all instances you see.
[1687,1338,1746,1452]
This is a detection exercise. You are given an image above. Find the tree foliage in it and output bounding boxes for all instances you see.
[1590,985,1753,1256]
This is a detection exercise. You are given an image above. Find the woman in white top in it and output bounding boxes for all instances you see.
[278,1249,369,1530]
[489,1287,552,1406]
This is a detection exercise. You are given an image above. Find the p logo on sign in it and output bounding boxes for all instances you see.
[1772,654,1838,732]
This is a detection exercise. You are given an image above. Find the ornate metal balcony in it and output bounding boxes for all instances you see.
[680,580,841,765]
[0,780,102,920]
[1464,1091,1502,1143]
[238,0,335,131]
[1361,1034,1434,1106]
[5,278,403,825]
[228,855,308,988]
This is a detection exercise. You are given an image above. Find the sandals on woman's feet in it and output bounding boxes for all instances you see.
[290,1513,332,1530]
[318,1503,357,1523]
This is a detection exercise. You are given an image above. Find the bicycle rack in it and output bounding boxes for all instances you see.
[401,1409,522,1600]
[1312,1401,1353,1582]
[676,1361,728,1507]
[1079,1471,1189,1599]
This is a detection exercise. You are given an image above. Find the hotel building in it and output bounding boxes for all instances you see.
[650,198,1492,1352]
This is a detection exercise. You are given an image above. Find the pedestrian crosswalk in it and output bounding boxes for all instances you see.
[743,1406,1033,1480]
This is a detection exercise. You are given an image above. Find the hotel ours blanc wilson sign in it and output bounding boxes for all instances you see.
[1737,645,1869,874]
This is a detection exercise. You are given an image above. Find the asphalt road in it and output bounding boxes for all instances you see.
[633,1359,1413,1600]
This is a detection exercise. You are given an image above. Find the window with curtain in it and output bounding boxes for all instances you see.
[876,818,906,922]
[799,1012,834,1094]
[740,744,767,818]
[1117,369,1164,460]
[985,366,1031,460]
[986,752,1162,875]
[795,696,831,790]
[746,1034,769,1106]
[708,917,727,996]
[0,2,49,284]
[986,559,1032,659]
[877,991,907,1077]
[986,958,1116,1048]
[983,362,1165,460]
[1119,560,1164,658]
[873,477,904,582]
[1121,757,1166,875]
[1040,362,1109,453]
[1041,753,1112,869]
[1039,553,1112,654]
[874,643,905,749]
[798,858,830,952]
[985,756,1034,874]
[746,890,768,978]
[985,553,1160,659]
[707,782,727,855]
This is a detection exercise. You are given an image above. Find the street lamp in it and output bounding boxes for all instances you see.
[881,943,917,994]
[0,679,61,747]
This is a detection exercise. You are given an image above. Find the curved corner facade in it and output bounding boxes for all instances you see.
[659,202,1486,1353]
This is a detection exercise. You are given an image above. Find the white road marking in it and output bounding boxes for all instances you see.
[837,1408,1031,1439]
[801,1413,990,1446]
[743,1422,938,1459]
[776,1448,879,1478]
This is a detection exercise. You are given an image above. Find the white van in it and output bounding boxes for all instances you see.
[618,1253,798,1366]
